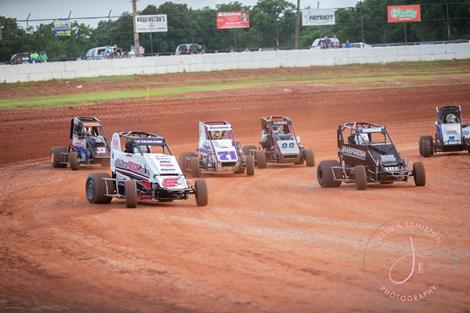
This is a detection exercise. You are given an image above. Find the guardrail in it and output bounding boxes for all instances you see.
[1,42,469,83]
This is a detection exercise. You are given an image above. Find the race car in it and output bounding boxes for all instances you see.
[419,105,470,157]
[244,116,314,168]
[50,117,110,170]
[317,122,426,190]
[85,131,208,208]
[178,121,255,177]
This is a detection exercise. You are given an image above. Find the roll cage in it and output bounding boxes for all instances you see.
[119,131,172,155]
[436,105,462,125]
[337,122,393,147]
[261,116,297,141]
[201,121,235,141]
[70,116,106,139]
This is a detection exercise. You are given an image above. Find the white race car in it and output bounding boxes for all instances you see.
[419,105,470,157]
[85,131,208,208]
[178,121,255,177]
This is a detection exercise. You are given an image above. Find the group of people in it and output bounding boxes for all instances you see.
[30,51,48,63]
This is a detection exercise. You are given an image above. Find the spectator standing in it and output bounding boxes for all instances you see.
[39,51,48,63]
[30,51,39,63]
[345,40,352,48]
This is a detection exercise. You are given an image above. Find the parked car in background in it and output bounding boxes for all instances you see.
[83,46,123,60]
[175,44,204,55]
[10,52,30,64]
[350,42,372,48]
[310,36,341,49]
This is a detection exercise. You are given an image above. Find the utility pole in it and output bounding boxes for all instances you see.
[294,0,301,49]
[131,0,141,57]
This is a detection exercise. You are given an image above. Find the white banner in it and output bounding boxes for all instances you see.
[302,9,336,26]
[135,14,168,33]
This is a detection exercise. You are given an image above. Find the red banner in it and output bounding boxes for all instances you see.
[387,5,421,23]
[217,12,250,29]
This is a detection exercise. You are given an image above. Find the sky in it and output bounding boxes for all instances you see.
[0,0,359,27]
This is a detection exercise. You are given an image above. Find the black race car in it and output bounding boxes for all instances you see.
[317,122,426,190]
[243,116,314,168]
[51,117,110,170]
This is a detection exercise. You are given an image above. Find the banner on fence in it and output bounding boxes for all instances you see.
[387,5,421,23]
[135,15,168,33]
[217,12,250,29]
[302,9,336,26]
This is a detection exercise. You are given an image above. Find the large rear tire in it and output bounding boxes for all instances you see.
[195,179,208,206]
[190,157,201,178]
[317,160,341,188]
[419,136,433,157]
[245,155,255,176]
[51,146,67,168]
[413,162,426,187]
[304,149,315,167]
[353,165,367,190]
[178,152,197,174]
[86,173,113,204]
[125,180,137,208]
[256,150,267,169]
[69,151,80,171]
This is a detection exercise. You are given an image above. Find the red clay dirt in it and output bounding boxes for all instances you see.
[0,82,469,313]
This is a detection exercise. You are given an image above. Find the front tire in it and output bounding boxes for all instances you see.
[256,150,267,169]
[195,179,208,206]
[178,152,197,174]
[353,165,367,190]
[413,162,426,186]
[51,146,67,168]
[191,157,201,178]
[69,151,80,170]
[86,173,113,204]
[245,155,255,176]
[304,149,315,167]
[242,145,257,157]
[419,136,433,157]
[125,180,137,208]
[317,160,341,187]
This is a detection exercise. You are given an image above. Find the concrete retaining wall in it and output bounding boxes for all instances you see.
[1,43,469,83]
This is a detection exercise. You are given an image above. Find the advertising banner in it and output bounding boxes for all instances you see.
[135,15,168,33]
[387,5,421,23]
[302,9,336,26]
[53,20,71,37]
[216,12,250,29]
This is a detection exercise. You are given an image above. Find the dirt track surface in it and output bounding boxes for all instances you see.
[1,81,470,312]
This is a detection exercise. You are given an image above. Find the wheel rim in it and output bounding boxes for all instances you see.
[87,179,95,201]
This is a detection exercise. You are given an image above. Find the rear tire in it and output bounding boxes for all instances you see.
[413,162,426,187]
[317,160,341,188]
[69,151,80,170]
[245,156,255,176]
[419,136,433,157]
[353,165,367,190]
[304,149,315,167]
[256,150,267,169]
[86,173,113,204]
[51,146,67,168]
[195,179,208,206]
[178,152,197,174]
[191,157,201,178]
[125,180,137,208]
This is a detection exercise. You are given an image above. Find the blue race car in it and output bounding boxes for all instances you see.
[51,117,110,170]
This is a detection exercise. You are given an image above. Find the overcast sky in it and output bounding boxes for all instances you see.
[1,0,359,27]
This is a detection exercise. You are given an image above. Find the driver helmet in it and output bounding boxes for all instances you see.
[84,127,92,135]
[212,131,221,139]
[446,113,457,123]
[272,125,279,133]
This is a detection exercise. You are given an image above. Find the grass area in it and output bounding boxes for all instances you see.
[1,59,469,109]
[0,83,264,109]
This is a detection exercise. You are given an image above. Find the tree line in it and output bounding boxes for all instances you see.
[0,0,469,62]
